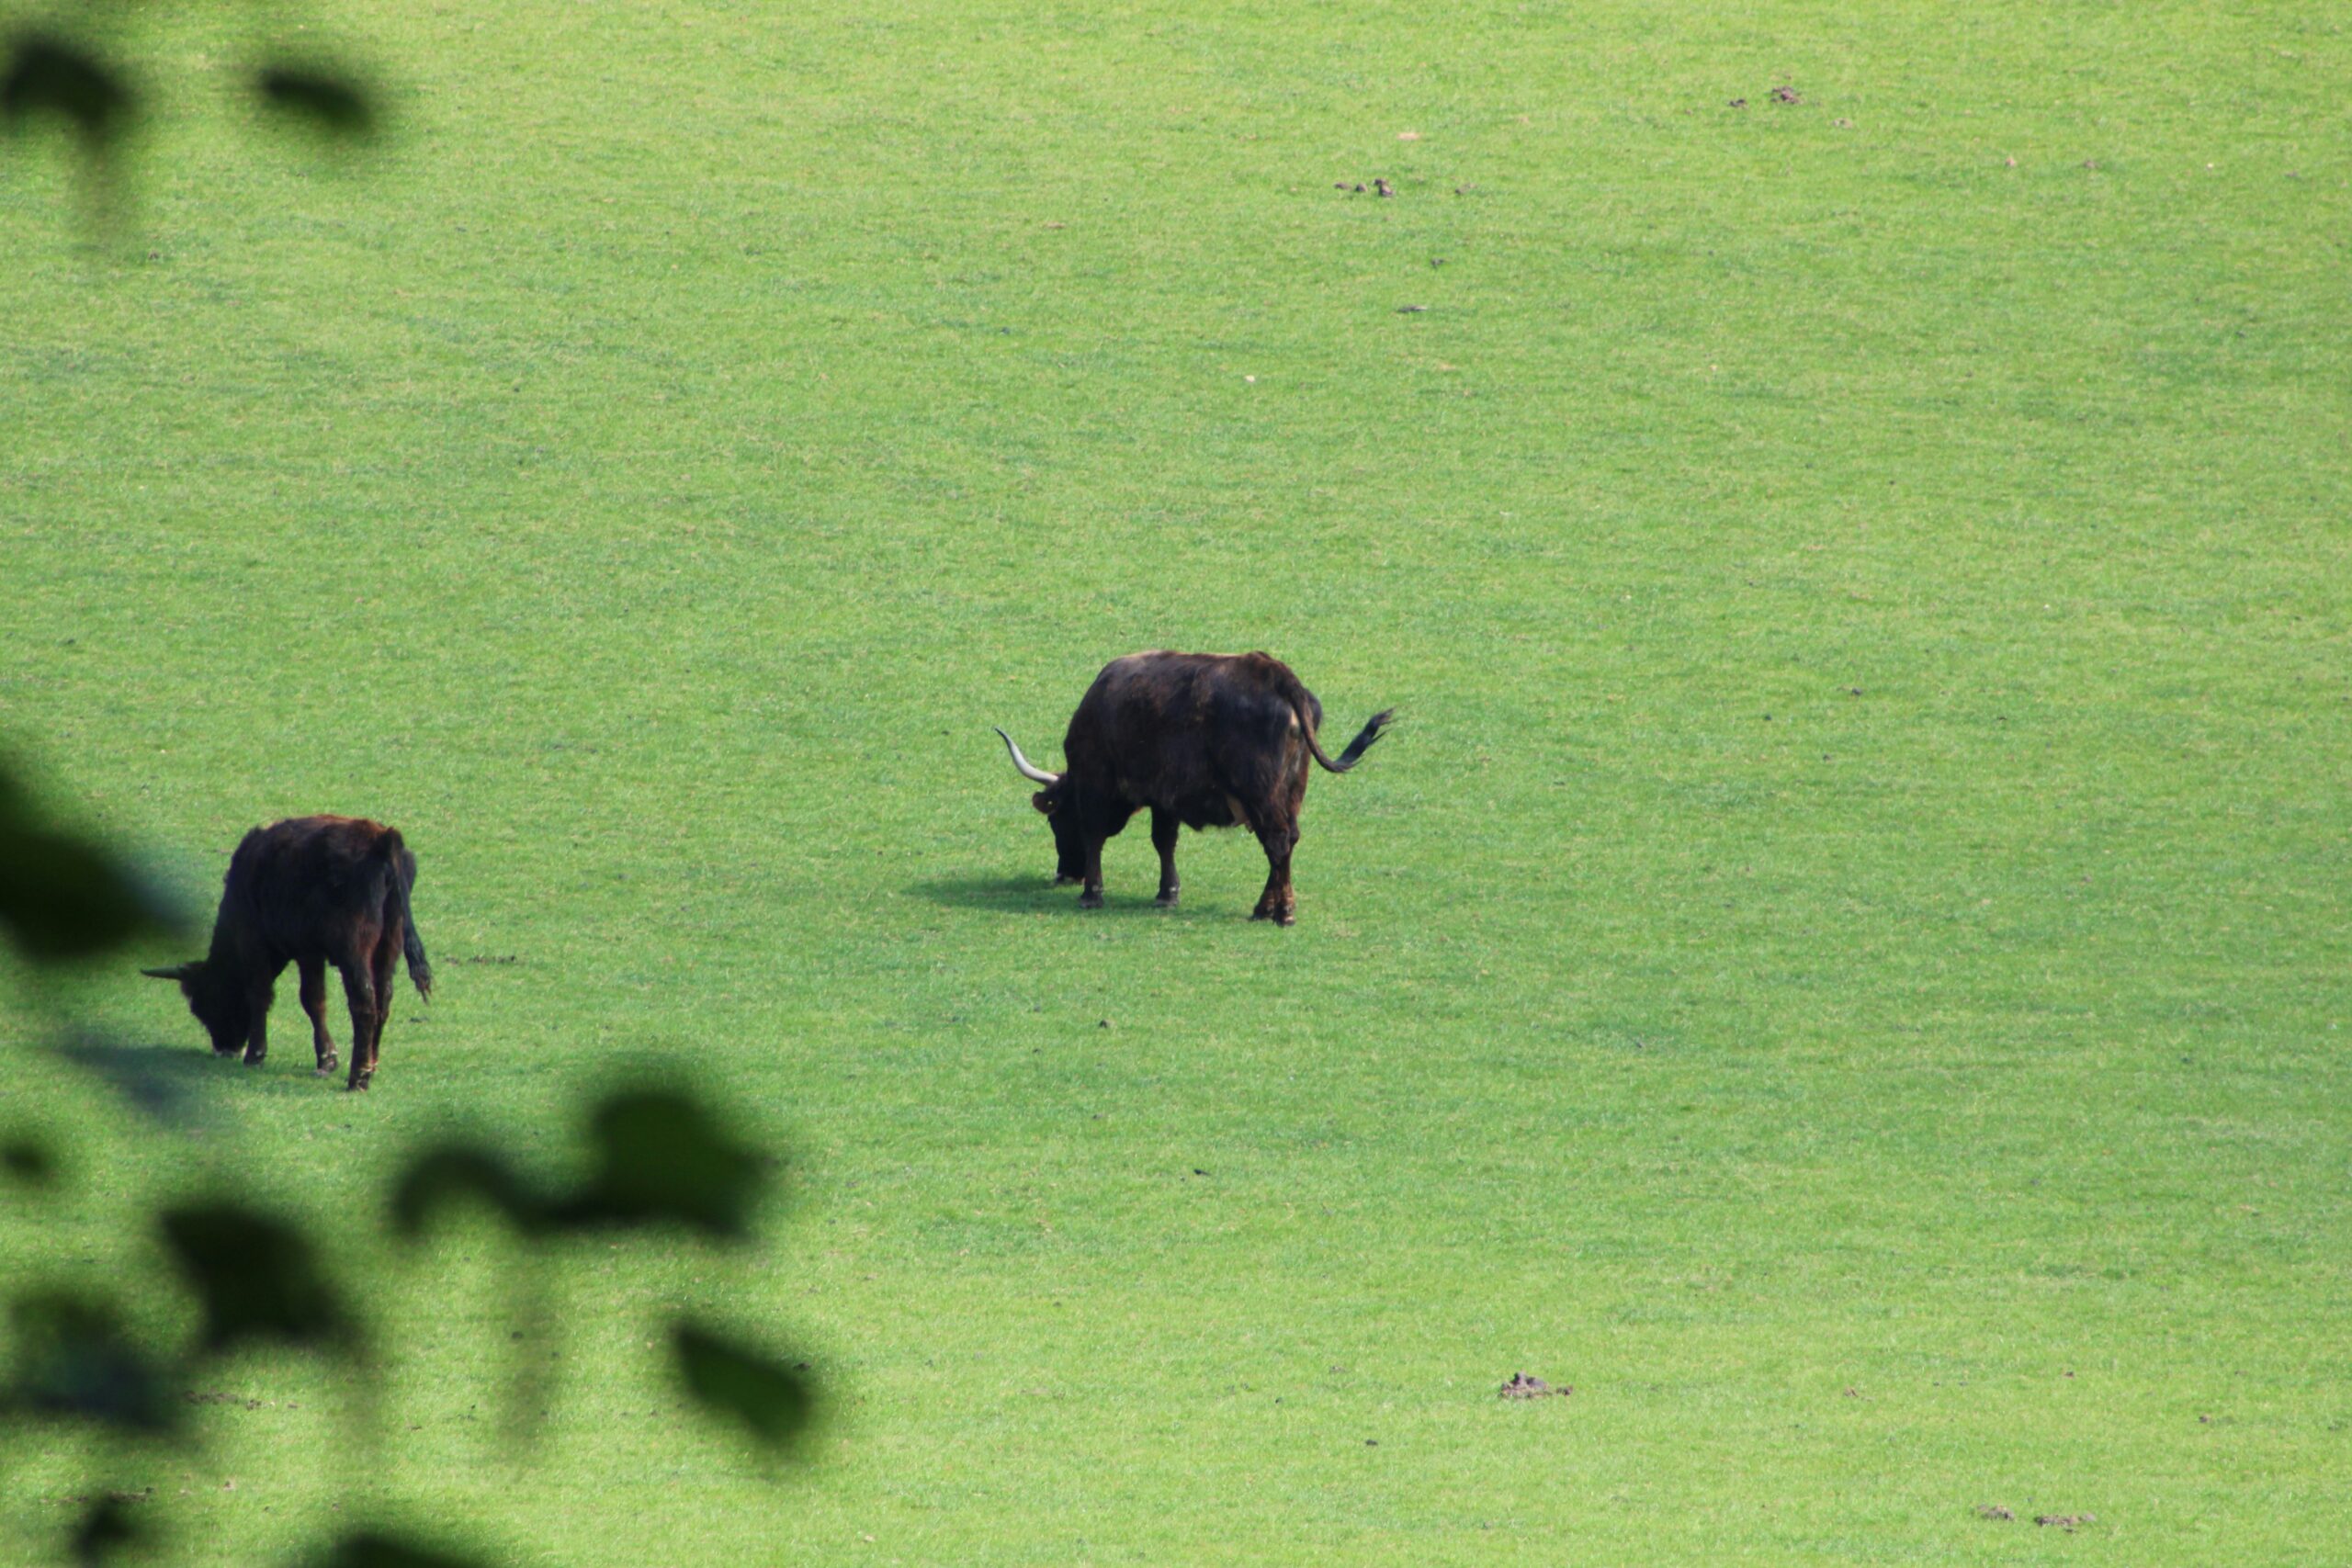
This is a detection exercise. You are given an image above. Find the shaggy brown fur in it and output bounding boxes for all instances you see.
[144,816,431,1090]
[998,651,1393,923]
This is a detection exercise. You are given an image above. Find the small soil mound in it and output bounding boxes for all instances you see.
[1498,1372,1569,1399]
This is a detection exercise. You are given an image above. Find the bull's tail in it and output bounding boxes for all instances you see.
[1286,682,1396,774]
[377,829,434,1000]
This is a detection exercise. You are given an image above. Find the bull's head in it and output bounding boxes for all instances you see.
[141,960,248,1055]
[994,728,1083,886]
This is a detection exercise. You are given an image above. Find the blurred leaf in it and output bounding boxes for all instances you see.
[0,35,130,152]
[71,1494,150,1567]
[673,1321,811,1451]
[256,65,374,139]
[552,1089,764,1238]
[388,1144,541,1236]
[5,1291,176,1434]
[0,759,178,963]
[157,1203,351,1355]
[3,1134,53,1186]
[314,1531,489,1568]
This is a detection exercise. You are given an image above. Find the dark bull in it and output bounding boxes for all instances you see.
[143,815,432,1090]
[995,650,1394,924]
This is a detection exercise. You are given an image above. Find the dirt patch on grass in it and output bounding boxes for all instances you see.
[1498,1372,1568,1399]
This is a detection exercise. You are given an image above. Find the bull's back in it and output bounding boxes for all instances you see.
[222,816,402,953]
[1066,650,1310,806]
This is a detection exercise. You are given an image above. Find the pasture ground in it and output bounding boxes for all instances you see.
[4,1,2347,1562]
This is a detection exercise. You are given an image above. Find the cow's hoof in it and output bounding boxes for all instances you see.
[1155,891,1180,907]
[1078,891,1104,909]
[1055,874,1083,886]
[313,1058,338,1077]
[345,1077,372,1093]
[242,1053,266,1066]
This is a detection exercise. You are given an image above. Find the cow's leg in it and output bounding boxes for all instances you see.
[1078,833,1105,909]
[1150,807,1182,906]
[338,958,379,1091]
[241,976,276,1064]
[367,931,401,1082]
[1249,814,1300,926]
[297,957,338,1076]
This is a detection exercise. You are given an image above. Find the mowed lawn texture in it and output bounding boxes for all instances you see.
[4,0,2347,1562]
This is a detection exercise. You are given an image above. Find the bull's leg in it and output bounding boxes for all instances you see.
[241,977,275,1064]
[1249,817,1300,926]
[297,958,339,1076]
[338,959,379,1091]
[1150,807,1182,906]
[367,932,401,1081]
[1078,834,1105,909]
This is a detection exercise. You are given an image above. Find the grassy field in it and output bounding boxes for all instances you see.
[5,0,2348,1562]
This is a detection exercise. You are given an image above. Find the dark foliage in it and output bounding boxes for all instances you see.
[256,66,375,138]
[5,1292,177,1436]
[156,1203,353,1357]
[549,1089,767,1238]
[388,1144,542,1236]
[673,1322,813,1451]
[0,36,130,152]
[3,1135,54,1186]
[313,1531,488,1568]
[0,761,175,962]
[69,1495,149,1568]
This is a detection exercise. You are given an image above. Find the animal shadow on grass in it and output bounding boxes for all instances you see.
[908,875,1202,919]
[49,1037,232,1122]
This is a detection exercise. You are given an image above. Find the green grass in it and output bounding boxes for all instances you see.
[5,0,2348,1561]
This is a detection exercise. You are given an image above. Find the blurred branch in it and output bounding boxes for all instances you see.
[256,64,375,140]
[0,35,132,155]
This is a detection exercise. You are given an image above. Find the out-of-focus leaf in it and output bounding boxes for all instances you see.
[3,1134,54,1186]
[673,1321,811,1451]
[5,1291,176,1434]
[71,1494,150,1567]
[256,65,374,138]
[552,1089,764,1238]
[0,760,178,962]
[0,35,131,151]
[157,1203,350,1355]
[314,1531,490,1568]
[388,1144,540,1236]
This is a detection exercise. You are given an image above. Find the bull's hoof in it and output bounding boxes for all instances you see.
[1078,890,1104,909]
[345,1076,372,1093]
[1155,890,1180,907]
[1055,874,1083,886]
[1250,906,1296,926]
[242,1052,266,1066]
[313,1057,339,1077]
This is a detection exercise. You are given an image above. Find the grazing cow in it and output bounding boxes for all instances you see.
[995,650,1393,924]
[142,816,431,1091]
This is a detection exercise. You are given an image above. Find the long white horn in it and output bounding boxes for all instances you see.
[994,727,1060,785]
[141,964,195,980]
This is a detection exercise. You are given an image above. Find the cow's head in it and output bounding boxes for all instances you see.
[995,728,1084,885]
[141,960,248,1054]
